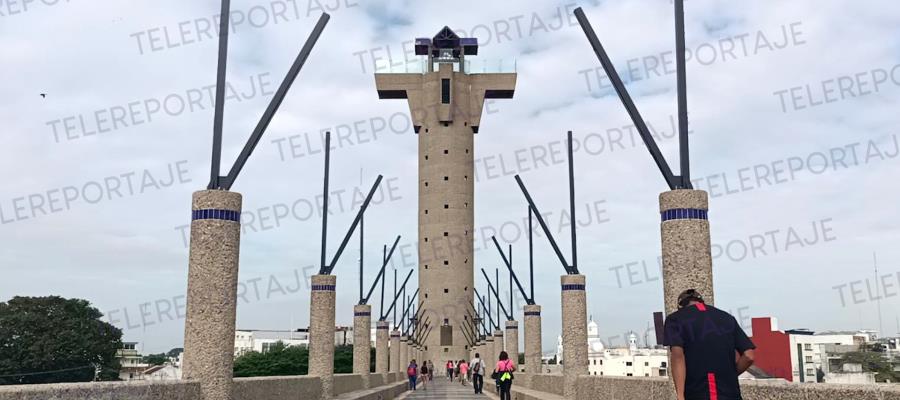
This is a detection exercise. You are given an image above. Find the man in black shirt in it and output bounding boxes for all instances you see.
[663,289,756,400]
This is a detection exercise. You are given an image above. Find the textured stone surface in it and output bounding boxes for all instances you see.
[505,320,519,372]
[560,274,587,400]
[659,189,714,315]
[529,374,566,397]
[523,304,542,375]
[3,374,896,400]
[333,374,366,396]
[376,320,390,376]
[353,304,372,388]
[309,274,337,399]
[390,330,401,373]
[376,60,517,364]
[483,336,494,366]
[183,190,242,400]
[0,381,200,400]
[233,376,322,400]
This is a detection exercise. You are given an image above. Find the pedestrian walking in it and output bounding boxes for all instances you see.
[470,353,486,394]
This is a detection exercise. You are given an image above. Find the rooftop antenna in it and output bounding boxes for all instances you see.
[207,2,329,190]
[574,3,692,189]
[514,131,579,275]
[875,252,884,338]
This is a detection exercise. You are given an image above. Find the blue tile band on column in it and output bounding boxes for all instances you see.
[661,208,708,222]
[311,285,336,291]
[524,311,541,316]
[354,312,371,316]
[506,326,518,330]
[192,209,241,222]
[561,284,585,291]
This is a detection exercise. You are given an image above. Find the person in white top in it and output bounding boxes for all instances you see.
[469,353,487,394]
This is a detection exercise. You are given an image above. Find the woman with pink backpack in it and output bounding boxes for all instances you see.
[492,351,515,400]
[406,359,418,391]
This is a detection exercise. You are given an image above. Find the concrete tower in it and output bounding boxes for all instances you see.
[375,27,516,362]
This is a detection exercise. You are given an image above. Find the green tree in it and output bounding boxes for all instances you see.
[142,353,168,366]
[0,296,122,385]
[232,343,362,377]
[233,342,308,377]
[840,351,900,383]
[333,345,353,374]
[166,348,184,359]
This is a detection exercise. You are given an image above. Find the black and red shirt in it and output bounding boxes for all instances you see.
[663,303,755,400]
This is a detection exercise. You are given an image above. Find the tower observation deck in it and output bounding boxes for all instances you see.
[375,26,517,363]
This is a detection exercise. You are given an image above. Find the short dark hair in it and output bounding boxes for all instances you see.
[499,351,508,361]
[475,353,480,358]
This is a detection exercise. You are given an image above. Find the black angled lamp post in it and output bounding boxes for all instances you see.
[182,4,329,400]
[574,1,713,317]
[513,130,586,397]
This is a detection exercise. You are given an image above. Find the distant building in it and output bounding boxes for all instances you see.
[585,319,668,378]
[751,317,873,383]
[234,326,356,356]
[116,342,149,381]
[234,330,309,356]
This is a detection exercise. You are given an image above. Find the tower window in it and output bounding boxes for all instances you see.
[443,232,448,236]
[441,79,451,104]
[425,210,429,215]
[444,288,449,293]
[444,204,449,209]
[425,182,429,187]
[424,237,428,242]
[443,149,449,154]
[444,176,449,181]
[443,260,449,265]
[425,155,429,160]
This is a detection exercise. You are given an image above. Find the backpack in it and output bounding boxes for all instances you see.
[407,365,417,377]
[472,360,481,374]
[421,365,429,374]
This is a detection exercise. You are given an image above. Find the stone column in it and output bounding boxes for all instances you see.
[399,336,409,372]
[524,304,542,375]
[375,320,390,377]
[353,304,372,388]
[183,191,242,400]
[561,274,587,400]
[505,320,519,370]
[484,336,494,364]
[493,330,504,364]
[390,330,401,372]
[309,274,336,400]
[660,190,714,315]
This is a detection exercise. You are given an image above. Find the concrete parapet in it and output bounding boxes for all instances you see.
[659,189,713,315]
[523,304,542,375]
[560,274,587,400]
[183,190,242,400]
[309,274,337,399]
[375,320,390,375]
[352,305,372,388]
[389,331,401,372]
[505,320,519,370]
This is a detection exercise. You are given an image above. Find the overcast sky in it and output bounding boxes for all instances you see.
[2,0,900,354]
